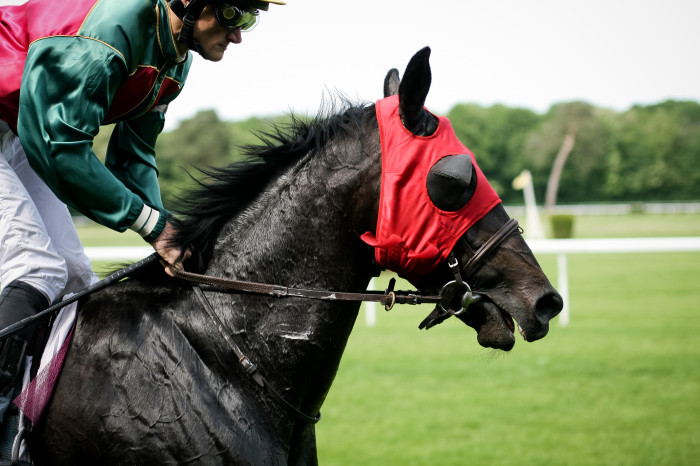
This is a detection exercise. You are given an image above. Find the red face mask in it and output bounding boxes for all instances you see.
[361,95,501,286]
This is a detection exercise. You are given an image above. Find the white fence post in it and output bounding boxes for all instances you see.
[557,253,570,326]
[365,278,377,327]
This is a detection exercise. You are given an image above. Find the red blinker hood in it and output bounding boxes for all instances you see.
[360,95,501,285]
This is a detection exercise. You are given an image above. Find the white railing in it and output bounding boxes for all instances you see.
[86,238,700,328]
[527,237,700,254]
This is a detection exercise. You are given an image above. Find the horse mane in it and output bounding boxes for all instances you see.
[169,100,374,272]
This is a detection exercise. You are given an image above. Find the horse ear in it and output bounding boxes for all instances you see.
[383,68,401,97]
[399,47,432,131]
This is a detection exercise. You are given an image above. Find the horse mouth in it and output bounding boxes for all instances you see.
[454,299,520,351]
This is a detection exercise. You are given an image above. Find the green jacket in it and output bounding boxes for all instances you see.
[0,0,192,241]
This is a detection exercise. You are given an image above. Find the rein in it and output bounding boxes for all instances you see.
[168,267,444,311]
[167,265,449,424]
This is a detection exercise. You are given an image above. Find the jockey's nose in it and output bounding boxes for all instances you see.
[228,28,243,44]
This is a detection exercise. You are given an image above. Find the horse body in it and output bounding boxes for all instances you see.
[29,48,561,464]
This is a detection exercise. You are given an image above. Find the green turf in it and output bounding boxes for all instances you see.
[316,252,700,465]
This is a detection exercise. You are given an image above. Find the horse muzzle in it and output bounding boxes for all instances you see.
[470,288,563,349]
[419,284,563,351]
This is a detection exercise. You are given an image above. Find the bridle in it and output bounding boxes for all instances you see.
[167,217,521,424]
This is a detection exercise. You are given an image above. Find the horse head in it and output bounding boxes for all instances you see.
[373,47,563,351]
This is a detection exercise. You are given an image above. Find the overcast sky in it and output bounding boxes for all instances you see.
[3,0,699,130]
[168,0,699,129]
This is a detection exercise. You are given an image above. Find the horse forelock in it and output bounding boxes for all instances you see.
[170,100,375,271]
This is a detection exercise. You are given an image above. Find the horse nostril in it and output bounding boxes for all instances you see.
[535,292,564,320]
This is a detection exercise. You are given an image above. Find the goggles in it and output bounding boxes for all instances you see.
[214,2,260,31]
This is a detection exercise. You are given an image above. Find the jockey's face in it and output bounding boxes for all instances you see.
[192,4,243,61]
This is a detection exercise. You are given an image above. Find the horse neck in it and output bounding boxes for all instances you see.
[202,127,381,419]
[209,136,379,289]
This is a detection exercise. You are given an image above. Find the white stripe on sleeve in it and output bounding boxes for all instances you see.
[129,205,160,238]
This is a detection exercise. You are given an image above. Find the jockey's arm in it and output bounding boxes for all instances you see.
[16,35,185,264]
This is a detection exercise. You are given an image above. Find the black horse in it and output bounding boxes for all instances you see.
[29,48,562,465]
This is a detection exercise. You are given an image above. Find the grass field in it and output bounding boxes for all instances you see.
[76,212,700,465]
[316,252,700,465]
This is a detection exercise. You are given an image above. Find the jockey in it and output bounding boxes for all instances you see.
[0,0,285,423]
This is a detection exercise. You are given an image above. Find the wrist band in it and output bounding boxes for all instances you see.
[130,205,160,238]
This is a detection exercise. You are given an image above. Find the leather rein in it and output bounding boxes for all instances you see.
[167,218,520,424]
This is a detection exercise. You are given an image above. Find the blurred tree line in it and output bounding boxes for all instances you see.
[448,99,700,205]
[93,100,700,211]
